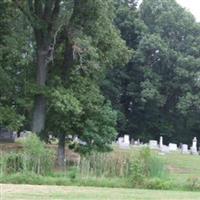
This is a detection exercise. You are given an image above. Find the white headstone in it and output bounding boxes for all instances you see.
[169,143,178,151]
[160,145,170,153]
[159,136,163,148]
[118,137,124,144]
[181,144,189,154]
[118,136,130,149]
[191,137,198,155]
[149,140,158,149]
[20,131,32,138]
[124,135,130,145]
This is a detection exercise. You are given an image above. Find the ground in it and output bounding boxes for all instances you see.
[159,151,200,184]
[2,145,200,199]
[1,184,200,200]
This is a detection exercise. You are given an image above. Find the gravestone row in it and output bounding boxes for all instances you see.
[117,135,200,155]
[0,129,32,143]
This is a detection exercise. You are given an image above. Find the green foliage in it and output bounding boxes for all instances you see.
[103,0,200,143]
[22,134,55,175]
[0,135,55,176]
[1,0,200,182]
[143,178,173,190]
[0,152,23,174]
[79,151,132,177]
[67,167,79,181]
[0,106,24,130]
[129,148,167,185]
[186,177,200,191]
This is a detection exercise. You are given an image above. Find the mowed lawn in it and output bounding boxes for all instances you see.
[159,152,200,183]
[1,184,200,200]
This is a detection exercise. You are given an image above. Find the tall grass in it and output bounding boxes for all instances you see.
[0,134,55,176]
[0,141,168,189]
[78,148,167,182]
[79,151,133,178]
[129,148,168,186]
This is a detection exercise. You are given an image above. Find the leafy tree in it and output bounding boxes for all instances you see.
[0,1,33,131]
[45,0,131,167]
[103,0,200,143]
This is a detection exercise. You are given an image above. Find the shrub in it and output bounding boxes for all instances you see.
[144,178,172,190]
[22,134,55,175]
[2,153,23,174]
[186,176,200,191]
[67,167,79,181]
[129,158,145,184]
[129,148,167,186]
[0,134,55,176]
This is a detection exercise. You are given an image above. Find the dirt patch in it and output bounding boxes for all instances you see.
[167,165,192,174]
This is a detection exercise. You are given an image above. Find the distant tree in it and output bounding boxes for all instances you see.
[103,0,200,143]
[0,1,33,131]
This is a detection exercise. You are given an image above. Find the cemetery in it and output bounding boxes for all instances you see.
[117,135,199,156]
[2,134,200,192]
[1,0,200,199]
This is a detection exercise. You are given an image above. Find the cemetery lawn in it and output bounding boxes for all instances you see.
[159,152,200,184]
[1,184,200,200]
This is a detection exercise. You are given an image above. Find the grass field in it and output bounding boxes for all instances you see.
[159,151,200,184]
[1,184,200,200]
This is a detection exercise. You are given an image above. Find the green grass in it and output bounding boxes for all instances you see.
[2,184,200,200]
[159,152,200,184]
[2,149,200,191]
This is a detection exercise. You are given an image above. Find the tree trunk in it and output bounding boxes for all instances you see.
[32,47,48,133]
[57,132,66,170]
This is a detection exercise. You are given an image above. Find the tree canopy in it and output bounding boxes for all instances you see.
[1,0,200,159]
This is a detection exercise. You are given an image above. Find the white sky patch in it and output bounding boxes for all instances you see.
[137,0,200,22]
[176,0,200,22]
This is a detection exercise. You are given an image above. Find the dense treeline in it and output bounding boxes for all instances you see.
[103,0,200,144]
[0,0,200,162]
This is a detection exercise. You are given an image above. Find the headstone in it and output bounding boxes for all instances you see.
[0,128,15,143]
[118,135,130,149]
[191,137,198,155]
[149,140,158,149]
[130,138,134,145]
[20,131,32,138]
[159,136,163,148]
[181,144,189,154]
[118,137,124,144]
[160,145,170,153]
[124,135,130,145]
[169,143,178,151]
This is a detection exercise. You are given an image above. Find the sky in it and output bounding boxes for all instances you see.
[176,0,200,22]
[138,0,200,22]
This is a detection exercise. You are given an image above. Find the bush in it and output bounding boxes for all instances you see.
[129,148,167,186]
[144,178,172,190]
[22,134,55,175]
[67,167,79,181]
[0,134,55,176]
[2,153,23,174]
[186,177,200,191]
[129,158,145,184]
